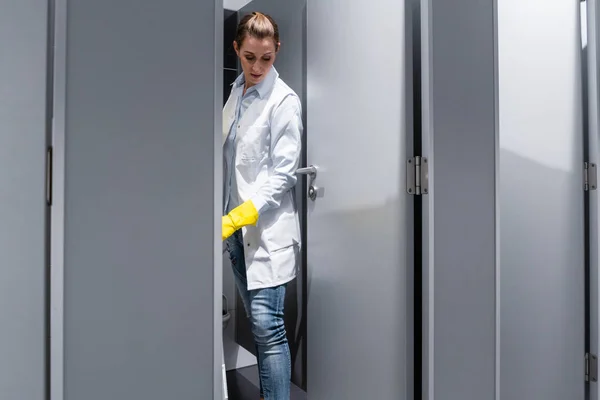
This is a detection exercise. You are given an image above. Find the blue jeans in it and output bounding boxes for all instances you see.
[226,230,291,400]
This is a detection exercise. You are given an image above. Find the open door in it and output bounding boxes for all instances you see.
[304,1,411,398]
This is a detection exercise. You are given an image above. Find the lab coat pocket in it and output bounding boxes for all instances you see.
[265,212,300,253]
[239,125,269,164]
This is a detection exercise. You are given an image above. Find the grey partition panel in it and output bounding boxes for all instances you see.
[235,0,307,388]
[60,1,222,399]
[0,2,49,400]
[589,1,600,400]
[497,2,585,399]
[421,0,497,398]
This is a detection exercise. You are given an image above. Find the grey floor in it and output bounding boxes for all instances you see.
[226,366,307,400]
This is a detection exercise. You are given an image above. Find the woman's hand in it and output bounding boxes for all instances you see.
[222,200,259,241]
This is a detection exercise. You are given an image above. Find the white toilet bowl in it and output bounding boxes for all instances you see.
[222,295,231,330]
[222,309,231,330]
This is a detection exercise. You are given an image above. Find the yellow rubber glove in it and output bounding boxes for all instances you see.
[222,200,259,241]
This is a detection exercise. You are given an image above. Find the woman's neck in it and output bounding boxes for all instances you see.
[243,81,255,95]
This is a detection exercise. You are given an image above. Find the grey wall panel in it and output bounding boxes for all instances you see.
[61,1,222,399]
[422,0,497,398]
[0,2,48,399]
[497,1,585,399]
[235,0,307,388]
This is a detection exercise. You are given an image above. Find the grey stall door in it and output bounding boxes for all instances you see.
[0,2,49,400]
[52,1,224,399]
[305,1,410,398]
[497,1,585,399]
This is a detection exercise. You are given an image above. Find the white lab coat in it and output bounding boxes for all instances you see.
[222,69,303,290]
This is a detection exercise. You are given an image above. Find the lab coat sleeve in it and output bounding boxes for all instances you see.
[250,95,303,215]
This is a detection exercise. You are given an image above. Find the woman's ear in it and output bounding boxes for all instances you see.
[276,42,281,52]
[233,41,240,56]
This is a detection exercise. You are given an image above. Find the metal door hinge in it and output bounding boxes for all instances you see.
[46,146,53,206]
[586,353,597,383]
[585,162,597,191]
[407,156,428,195]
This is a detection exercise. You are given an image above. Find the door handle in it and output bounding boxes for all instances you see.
[296,166,317,178]
[296,165,319,201]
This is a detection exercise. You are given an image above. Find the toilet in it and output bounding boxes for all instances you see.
[221,295,231,399]
[222,294,231,330]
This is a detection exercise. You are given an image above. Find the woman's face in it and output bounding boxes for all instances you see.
[234,35,279,87]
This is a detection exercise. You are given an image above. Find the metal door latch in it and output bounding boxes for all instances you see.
[296,165,320,201]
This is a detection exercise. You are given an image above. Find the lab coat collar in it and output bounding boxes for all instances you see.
[233,67,279,99]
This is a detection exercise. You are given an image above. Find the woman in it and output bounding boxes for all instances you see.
[221,11,302,400]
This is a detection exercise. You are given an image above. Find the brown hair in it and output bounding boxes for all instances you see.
[235,12,280,51]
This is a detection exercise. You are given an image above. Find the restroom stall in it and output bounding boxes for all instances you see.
[422,0,587,398]
[221,0,413,396]
[221,0,309,391]
[224,0,590,397]
[0,0,595,399]
[302,0,587,397]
